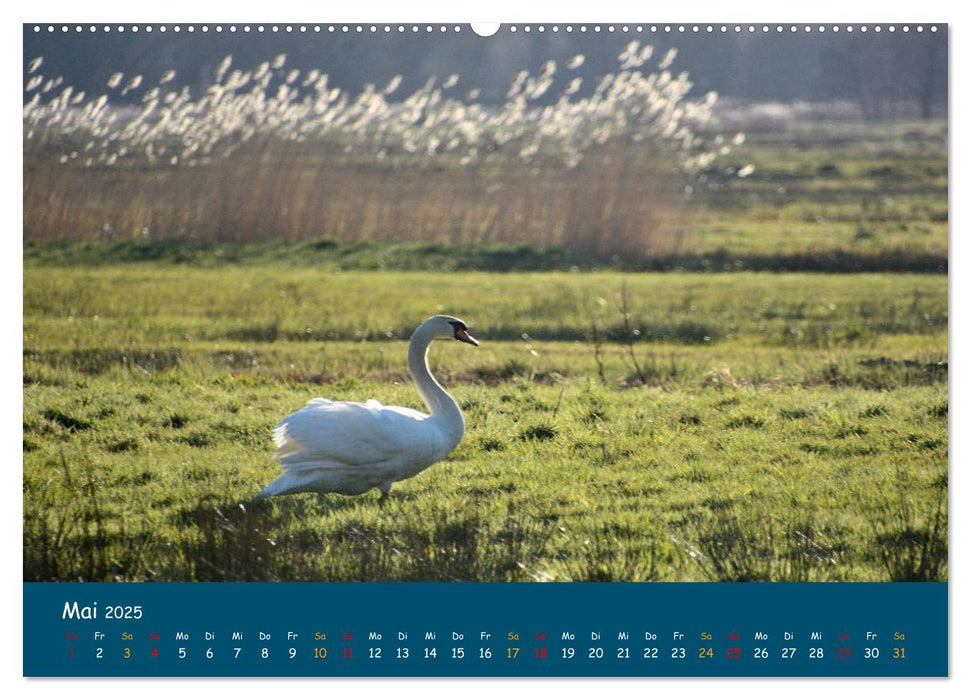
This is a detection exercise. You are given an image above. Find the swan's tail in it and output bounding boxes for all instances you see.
[256,475,290,499]
[257,457,353,498]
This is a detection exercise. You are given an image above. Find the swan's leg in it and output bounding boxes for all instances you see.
[377,481,394,504]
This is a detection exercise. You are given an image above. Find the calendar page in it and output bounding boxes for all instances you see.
[21,19,948,679]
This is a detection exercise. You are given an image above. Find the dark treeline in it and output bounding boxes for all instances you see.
[24,24,947,120]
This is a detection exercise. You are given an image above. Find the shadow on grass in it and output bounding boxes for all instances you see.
[674,506,849,582]
[177,496,510,582]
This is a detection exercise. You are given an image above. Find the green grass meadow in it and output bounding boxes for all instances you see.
[23,266,947,582]
[24,54,948,585]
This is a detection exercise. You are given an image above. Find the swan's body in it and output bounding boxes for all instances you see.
[258,315,478,499]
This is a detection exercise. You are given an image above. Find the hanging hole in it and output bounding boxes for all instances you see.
[471,23,500,37]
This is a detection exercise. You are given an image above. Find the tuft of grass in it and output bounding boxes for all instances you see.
[725,414,766,429]
[478,437,507,453]
[164,413,190,429]
[106,438,139,453]
[518,424,558,442]
[41,408,92,432]
[860,404,890,418]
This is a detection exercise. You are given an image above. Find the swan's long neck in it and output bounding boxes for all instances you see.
[408,324,465,443]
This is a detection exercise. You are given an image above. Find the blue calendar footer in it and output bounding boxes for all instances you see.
[24,582,947,677]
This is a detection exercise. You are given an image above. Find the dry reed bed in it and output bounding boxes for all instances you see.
[24,45,738,257]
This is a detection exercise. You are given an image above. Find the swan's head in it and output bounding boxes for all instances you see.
[424,315,479,346]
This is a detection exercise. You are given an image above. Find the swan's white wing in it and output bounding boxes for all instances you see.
[273,397,435,469]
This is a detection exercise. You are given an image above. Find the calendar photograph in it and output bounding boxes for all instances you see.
[21,20,948,678]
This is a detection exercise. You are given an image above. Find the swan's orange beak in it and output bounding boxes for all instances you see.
[455,328,479,346]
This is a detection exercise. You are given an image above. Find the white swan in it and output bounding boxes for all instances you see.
[257,315,478,500]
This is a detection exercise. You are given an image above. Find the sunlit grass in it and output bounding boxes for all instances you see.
[23,267,947,582]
